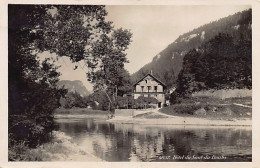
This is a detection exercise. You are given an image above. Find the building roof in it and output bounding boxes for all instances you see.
[133,73,167,87]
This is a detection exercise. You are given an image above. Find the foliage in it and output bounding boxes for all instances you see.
[56,80,91,97]
[8,4,128,160]
[87,29,133,111]
[8,141,37,161]
[54,108,108,115]
[192,89,252,100]
[161,96,252,119]
[90,93,159,110]
[114,96,159,109]
[171,32,251,103]
[90,91,111,111]
[60,92,90,109]
[115,96,135,109]
[160,103,200,116]
[135,96,159,109]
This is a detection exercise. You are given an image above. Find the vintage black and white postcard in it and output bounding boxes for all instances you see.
[1,0,260,168]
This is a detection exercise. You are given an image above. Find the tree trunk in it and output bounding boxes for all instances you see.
[104,90,113,111]
[115,86,118,98]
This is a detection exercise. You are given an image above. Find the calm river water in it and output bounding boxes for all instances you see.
[54,116,251,162]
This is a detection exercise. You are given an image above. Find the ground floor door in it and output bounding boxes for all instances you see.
[158,102,161,108]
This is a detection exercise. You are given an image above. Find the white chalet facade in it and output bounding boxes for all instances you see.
[133,73,166,108]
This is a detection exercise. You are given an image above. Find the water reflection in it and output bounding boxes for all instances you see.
[55,117,251,162]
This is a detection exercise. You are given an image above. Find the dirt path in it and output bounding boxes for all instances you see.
[233,103,252,108]
[150,108,175,118]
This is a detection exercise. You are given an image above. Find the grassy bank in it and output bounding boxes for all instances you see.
[133,112,168,119]
[10,108,108,161]
[9,131,102,161]
[160,96,252,120]
[192,89,252,99]
[54,107,109,115]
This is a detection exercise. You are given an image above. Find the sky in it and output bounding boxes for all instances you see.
[47,5,250,92]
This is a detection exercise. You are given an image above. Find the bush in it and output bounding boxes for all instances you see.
[116,96,135,109]
[160,103,201,116]
[134,96,159,109]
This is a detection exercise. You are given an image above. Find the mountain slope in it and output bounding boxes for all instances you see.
[57,80,90,97]
[131,9,252,89]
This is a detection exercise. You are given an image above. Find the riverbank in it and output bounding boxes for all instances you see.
[54,109,251,126]
[107,114,251,126]
[108,95,252,126]
[54,95,252,126]
[54,107,109,115]
[109,98,252,126]
[54,108,110,120]
[55,112,251,126]
[12,131,103,161]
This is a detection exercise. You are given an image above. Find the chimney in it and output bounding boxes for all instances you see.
[150,70,153,75]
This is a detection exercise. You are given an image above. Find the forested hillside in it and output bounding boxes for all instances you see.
[171,32,251,103]
[131,9,252,90]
